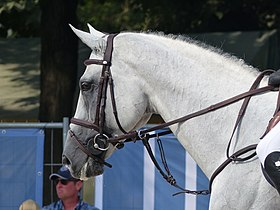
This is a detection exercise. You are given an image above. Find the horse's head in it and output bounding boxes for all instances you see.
[63,24,152,179]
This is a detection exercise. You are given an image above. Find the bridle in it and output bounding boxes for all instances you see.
[69,33,279,195]
[69,33,125,168]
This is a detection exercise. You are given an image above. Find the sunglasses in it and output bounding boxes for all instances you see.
[54,179,74,185]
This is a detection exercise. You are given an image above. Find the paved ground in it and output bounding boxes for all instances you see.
[0,38,40,120]
[0,38,92,121]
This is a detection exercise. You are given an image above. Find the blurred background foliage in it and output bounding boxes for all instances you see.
[0,0,40,37]
[1,0,280,38]
[78,0,280,33]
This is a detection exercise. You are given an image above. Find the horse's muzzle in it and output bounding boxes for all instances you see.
[68,129,112,168]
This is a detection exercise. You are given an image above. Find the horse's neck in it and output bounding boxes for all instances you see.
[134,33,260,118]
[119,33,275,177]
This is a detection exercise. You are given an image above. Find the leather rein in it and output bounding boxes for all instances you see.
[70,33,279,195]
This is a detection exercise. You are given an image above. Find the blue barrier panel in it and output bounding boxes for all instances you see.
[0,129,44,210]
[95,131,210,210]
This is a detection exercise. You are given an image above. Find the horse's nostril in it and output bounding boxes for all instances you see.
[62,155,71,166]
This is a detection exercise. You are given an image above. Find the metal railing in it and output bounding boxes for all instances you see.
[0,117,69,144]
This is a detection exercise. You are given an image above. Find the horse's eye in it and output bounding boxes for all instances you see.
[80,82,92,91]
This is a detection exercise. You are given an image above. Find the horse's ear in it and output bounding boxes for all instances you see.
[69,24,106,54]
[87,23,106,38]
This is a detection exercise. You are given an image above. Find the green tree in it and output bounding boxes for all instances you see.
[0,0,40,37]
[77,0,280,33]
[2,0,280,36]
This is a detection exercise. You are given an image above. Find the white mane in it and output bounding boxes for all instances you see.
[113,32,261,108]
[126,31,258,75]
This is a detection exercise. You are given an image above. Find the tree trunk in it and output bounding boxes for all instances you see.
[39,0,78,121]
[39,0,78,205]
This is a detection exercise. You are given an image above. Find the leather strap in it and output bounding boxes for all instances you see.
[206,144,257,194]
[226,70,275,161]
[107,84,277,143]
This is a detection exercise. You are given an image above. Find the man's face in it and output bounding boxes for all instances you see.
[55,179,82,200]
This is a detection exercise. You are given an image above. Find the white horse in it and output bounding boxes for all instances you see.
[63,24,280,209]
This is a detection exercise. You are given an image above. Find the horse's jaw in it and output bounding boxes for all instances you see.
[62,150,105,179]
[79,158,104,179]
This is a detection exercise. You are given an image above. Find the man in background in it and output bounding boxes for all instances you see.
[42,166,99,210]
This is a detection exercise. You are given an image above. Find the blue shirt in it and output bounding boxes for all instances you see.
[42,199,99,210]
